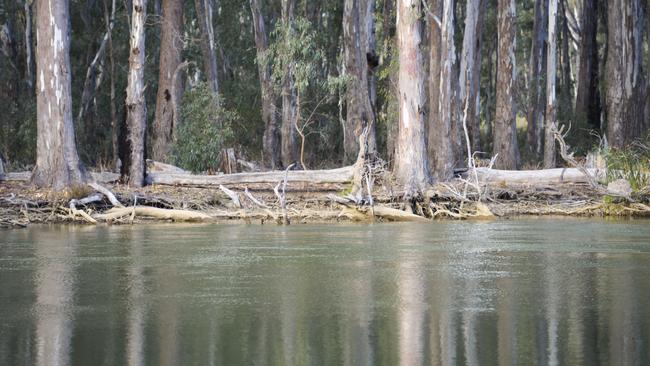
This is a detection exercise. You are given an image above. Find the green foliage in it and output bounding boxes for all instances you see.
[172,83,236,173]
[604,139,650,192]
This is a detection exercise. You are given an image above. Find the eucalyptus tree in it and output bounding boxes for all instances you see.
[394,0,429,195]
[605,0,646,148]
[430,0,456,181]
[543,0,558,168]
[194,0,219,94]
[250,0,281,169]
[459,0,488,153]
[526,0,547,157]
[31,0,87,189]
[122,0,148,187]
[342,0,377,164]
[574,0,599,129]
[153,0,184,162]
[493,0,520,169]
[280,0,298,168]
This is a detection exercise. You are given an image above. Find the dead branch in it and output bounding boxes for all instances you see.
[244,187,269,208]
[218,185,242,208]
[88,182,123,207]
[94,206,211,221]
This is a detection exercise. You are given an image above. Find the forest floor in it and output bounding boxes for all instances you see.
[2,173,649,228]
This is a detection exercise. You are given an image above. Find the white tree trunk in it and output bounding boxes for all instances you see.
[394,0,429,195]
[31,0,87,189]
[544,0,558,168]
[124,0,148,187]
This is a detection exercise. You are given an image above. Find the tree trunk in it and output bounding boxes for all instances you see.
[575,0,600,128]
[605,0,646,148]
[559,0,573,113]
[394,0,429,194]
[459,0,487,155]
[281,0,299,168]
[24,0,35,90]
[250,0,281,169]
[427,0,447,180]
[494,0,520,170]
[527,0,547,157]
[31,0,87,189]
[194,0,219,93]
[544,0,558,168]
[123,0,148,187]
[342,0,377,164]
[153,0,184,162]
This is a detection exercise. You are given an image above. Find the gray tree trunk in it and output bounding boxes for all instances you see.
[153,0,184,162]
[575,0,599,128]
[24,0,35,90]
[605,0,646,148]
[459,0,487,154]
[527,0,547,157]
[494,0,520,170]
[543,0,558,168]
[250,0,281,169]
[429,0,456,181]
[31,0,87,189]
[194,0,219,94]
[123,0,148,187]
[394,0,429,195]
[342,0,377,164]
[281,0,299,168]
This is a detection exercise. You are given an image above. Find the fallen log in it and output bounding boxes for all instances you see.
[1,171,120,183]
[147,166,354,186]
[467,167,605,185]
[94,206,211,221]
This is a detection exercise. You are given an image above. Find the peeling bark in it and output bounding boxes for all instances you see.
[153,0,184,162]
[394,0,429,194]
[605,0,646,148]
[343,0,377,164]
[31,0,87,189]
[122,0,148,187]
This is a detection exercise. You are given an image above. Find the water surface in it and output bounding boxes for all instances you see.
[1,219,650,365]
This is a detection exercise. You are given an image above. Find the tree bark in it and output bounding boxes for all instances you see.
[494,0,520,170]
[575,0,599,129]
[123,0,148,187]
[280,0,299,168]
[527,0,547,157]
[194,0,219,93]
[459,0,487,154]
[544,0,558,168]
[342,0,377,164]
[605,0,646,148]
[31,0,87,189]
[427,0,443,176]
[394,0,429,194]
[24,0,35,90]
[153,0,184,162]
[250,0,281,169]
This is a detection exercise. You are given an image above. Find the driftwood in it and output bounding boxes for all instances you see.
[467,167,605,185]
[94,206,211,221]
[147,166,354,186]
[218,185,242,208]
[327,194,429,222]
[88,182,123,207]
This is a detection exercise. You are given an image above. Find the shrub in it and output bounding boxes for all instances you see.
[172,83,236,173]
[604,138,650,192]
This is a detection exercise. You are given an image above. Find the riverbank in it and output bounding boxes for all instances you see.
[2,171,649,228]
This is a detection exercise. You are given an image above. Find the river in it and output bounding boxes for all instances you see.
[1,219,649,365]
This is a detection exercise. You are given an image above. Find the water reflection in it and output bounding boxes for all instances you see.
[0,220,649,365]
